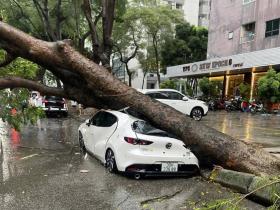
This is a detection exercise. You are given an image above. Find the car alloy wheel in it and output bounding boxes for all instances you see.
[78,132,86,155]
[191,108,203,121]
[106,149,117,173]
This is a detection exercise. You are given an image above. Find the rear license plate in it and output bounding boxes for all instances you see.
[161,162,178,172]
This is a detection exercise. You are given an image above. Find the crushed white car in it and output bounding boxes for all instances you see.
[78,110,199,179]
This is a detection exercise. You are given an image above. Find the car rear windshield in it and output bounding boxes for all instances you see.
[45,96,63,100]
[132,120,177,138]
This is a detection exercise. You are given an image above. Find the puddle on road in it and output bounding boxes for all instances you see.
[204,112,280,147]
[0,117,80,183]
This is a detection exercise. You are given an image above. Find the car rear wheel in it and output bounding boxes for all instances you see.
[78,132,86,155]
[105,149,118,173]
[191,107,203,121]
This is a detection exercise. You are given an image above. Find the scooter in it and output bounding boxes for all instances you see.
[208,98,225,111]
[225,97,242,112]
[249,100,265,113]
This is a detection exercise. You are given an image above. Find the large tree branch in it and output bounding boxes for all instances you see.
[32,0,56,41]
[102,0,116,68]
[113,30,139,64]
[113,44,124,63]
[126,30,140,63]
[0,77,66,97]
[0,21,279,176]
[102,0,115,51]
[82,0,114,69]
[0,76,105,108]
[55,0,63,40]
[78,31,91,51]
[82,0,102,61]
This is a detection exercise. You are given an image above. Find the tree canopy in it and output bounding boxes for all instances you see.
[258,69,280,103]
[161,23,208,70]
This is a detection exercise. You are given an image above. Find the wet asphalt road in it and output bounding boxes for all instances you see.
[203,111,280,149]
[0,112,276,210]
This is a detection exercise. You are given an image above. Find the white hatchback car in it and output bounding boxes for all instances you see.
[139,89,208,121]
[78,110,199,179]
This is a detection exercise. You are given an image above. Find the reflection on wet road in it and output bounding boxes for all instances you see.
[0,115,269,210]
[203,111,280,148]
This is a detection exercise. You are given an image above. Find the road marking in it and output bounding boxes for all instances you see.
[20,154,39,160]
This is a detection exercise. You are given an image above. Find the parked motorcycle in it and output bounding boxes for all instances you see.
[208,98,225,111]
[249,100,265,113]
[225,97,243,112]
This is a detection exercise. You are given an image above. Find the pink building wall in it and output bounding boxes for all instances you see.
[207,0,280,58]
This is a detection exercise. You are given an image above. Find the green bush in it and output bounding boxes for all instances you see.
[238,83,250,101]
[160,80,177,89]
[258,69,280,103]
[198,77,219,98]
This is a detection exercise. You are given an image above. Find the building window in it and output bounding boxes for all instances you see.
[265,18,280,37]
[176,3,182,10]
[243,0,255,5]
[199,14,208,19]
[240,22,255,43]
[228,31,233,40]
[167,1,173,9]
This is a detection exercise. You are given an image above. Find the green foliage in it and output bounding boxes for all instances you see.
[194,176,280,210]
[238,83,250,100]
[258,69,280,103]
[198,77,219,98]
[0,0,131,129]
[268,193,280,210]
[0,50,38,79]
[194,197,242,210]
[137,51,157,74]
[0,50,44,130]
[161,23,208,69]
[124,3,183,77]
[0,89,45,130]
[184,82,194,97]
[160,80,177,89]
[1,0,91,47]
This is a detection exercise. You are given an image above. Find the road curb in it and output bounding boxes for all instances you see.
[203,168,280,206]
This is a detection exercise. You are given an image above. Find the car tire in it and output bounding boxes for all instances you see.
[105,149,118,173]
[78,132,86,155]
[191,107,203,121]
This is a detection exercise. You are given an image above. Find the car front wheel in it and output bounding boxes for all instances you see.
[105,149,118,173]
[191,107,203,121]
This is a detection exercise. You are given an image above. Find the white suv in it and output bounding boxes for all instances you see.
[139,89,208,121]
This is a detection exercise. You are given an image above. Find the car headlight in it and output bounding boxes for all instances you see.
[203,102,208,106]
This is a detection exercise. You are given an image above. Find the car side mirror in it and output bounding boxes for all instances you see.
[182,97,188,101]
[85,119,90,126]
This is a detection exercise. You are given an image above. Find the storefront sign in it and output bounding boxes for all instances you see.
[182,59,242,73]
[167,47,280,78]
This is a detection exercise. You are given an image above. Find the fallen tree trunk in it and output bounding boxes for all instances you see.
[0,22,279,176]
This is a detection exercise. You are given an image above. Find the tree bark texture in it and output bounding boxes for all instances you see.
[0,22,279,176]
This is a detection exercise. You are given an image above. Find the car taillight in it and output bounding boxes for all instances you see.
[124,137,153,145]
[43,100,48,103]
